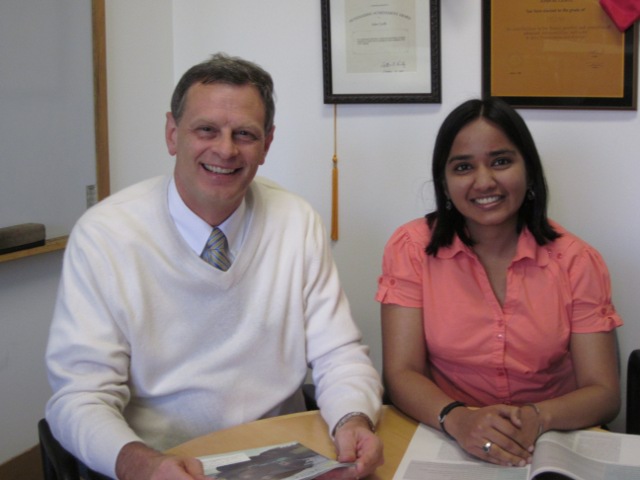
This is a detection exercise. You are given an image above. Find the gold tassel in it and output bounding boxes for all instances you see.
[331,104,339,241]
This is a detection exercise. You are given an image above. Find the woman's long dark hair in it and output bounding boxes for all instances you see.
[426,98,560,256]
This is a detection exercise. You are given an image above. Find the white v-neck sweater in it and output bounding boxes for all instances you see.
[45,176,381,477]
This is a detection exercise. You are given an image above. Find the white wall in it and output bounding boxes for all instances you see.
[167,0,639,433]
[1,0,638,466]
[0,0,175,466]
[0,252,62,464]
[106,0,175,189]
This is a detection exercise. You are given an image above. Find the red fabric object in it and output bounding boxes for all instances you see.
[600,0,640,31]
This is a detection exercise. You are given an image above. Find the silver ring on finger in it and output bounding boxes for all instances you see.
[482,441,492,454]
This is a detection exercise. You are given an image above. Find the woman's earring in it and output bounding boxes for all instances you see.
[445,199,452,211]
[527,188,535,201]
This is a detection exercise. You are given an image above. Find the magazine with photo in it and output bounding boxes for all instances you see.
[393,423,640,480]
[198,441,355,480]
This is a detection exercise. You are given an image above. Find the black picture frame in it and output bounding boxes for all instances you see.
[321,0,441,104]
[482,0,638,110]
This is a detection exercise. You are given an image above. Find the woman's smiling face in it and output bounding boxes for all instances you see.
[444,118,528,238]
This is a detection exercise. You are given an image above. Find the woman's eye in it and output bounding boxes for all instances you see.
[453,163,471,172]
[493,157,512,167]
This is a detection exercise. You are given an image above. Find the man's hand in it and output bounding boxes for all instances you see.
[331,415,384,478]
[115,441,207,480]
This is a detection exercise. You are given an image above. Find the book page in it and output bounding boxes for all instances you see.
[530,430,640,480]
[394,423,640,480]
[393,424,531,480]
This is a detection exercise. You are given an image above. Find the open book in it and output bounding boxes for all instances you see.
[394,423,640,480]
[198,441,354,480]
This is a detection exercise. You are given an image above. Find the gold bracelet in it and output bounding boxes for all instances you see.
[524,403,543,437]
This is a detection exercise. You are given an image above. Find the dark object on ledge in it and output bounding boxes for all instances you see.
[0,223,45,254]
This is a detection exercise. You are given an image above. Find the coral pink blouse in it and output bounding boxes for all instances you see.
[376,219,622,407]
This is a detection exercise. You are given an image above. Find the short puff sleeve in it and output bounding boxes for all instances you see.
[375,221,428,308]
[560,240,623,333]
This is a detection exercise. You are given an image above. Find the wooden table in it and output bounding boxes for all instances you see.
[167,406,418,480]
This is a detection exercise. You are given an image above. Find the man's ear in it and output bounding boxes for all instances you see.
[165,112,178,156]
[260,125,276,165]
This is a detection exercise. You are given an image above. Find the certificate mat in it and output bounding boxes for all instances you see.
[482,0,637,109]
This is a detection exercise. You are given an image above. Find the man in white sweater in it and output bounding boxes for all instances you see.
[45,53,383,480]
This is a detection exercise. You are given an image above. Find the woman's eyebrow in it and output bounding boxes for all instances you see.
[447,148,517,164]
[447,154,472,163]
[488,148,517,156]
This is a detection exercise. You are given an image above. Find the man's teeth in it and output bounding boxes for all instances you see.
[203,164,235,174]
[474,196,500,205]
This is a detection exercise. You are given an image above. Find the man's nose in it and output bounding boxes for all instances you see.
[212,133,239,159]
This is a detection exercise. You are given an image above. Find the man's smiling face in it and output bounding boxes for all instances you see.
[166,82,274,226]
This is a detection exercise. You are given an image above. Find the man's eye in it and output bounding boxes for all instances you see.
[196,126,214,135]
[235,130,257,140]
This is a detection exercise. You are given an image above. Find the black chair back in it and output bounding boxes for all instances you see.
[38,418,111,480]
[628,349,640,434]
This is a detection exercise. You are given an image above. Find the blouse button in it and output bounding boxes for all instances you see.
[389,279,397,286]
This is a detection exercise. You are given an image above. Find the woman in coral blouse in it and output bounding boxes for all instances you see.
[376,98,622,467]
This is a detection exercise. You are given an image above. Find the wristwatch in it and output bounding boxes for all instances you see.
[333,411,376,435]
[438,401,466,438]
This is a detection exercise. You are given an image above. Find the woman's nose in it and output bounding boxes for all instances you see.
[473,166,497,189]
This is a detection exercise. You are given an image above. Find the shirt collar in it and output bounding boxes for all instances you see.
[437,227,549,267]
[512,228,548,266]
[167,177,246,259]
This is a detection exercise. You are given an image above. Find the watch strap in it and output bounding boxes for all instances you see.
[438,400,466,439]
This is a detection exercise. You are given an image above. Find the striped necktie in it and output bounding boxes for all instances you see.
[201,227,231,271]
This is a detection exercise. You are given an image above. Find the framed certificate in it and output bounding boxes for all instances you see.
[482,0,638,109]
[321,0,441,104]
